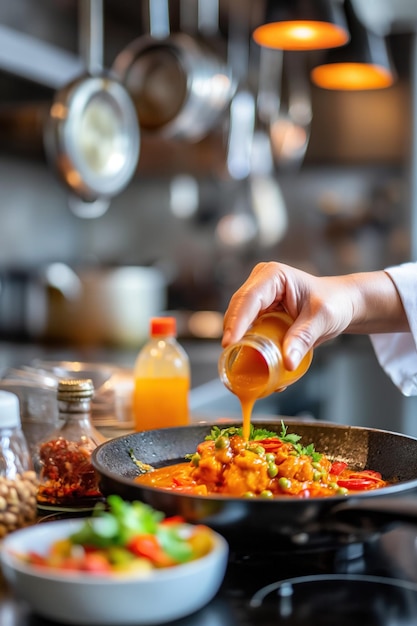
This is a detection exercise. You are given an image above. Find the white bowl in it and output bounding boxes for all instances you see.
[0,519,229,625]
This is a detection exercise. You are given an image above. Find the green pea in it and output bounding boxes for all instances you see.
[244,492,256,498]
[278,477,291,490]
[260,490,274,499]
[312,462,322,470]
[265,453,275,463]
[191,453,200,467]
[337,487,349,495]
[215,436,229,449]
[246,444,265,457]
[268,463,278,478]
[313,470,322,482]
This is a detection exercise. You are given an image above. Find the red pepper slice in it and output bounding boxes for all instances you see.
[172,476,190,486]
[353,470,382,480]
[330,461,348,475]
[337,478,377,491]
[257,438,284,451]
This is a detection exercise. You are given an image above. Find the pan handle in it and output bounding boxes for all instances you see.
[330,496,417,532]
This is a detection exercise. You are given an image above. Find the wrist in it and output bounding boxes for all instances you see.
[346,271,408,334]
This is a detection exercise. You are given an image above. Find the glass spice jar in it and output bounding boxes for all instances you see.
[0,391,38,537]
[34,378,107,510]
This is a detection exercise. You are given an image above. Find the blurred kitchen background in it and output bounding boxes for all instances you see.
[1,0,417,436]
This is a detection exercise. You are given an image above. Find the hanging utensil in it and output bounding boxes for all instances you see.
[250,46,289,246]
[43,0,140,211]
[269,51,313,170]
[112,0,236,143]
[225,0,256,182]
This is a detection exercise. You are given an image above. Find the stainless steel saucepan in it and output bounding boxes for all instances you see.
[43,0,140,208]
[112,0,236,143]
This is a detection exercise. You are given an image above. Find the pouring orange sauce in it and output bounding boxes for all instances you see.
[134,315,390,500]
[218,312,313,439]
[225,347,269,440]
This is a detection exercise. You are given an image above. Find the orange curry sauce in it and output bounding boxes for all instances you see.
[136,431,389,499]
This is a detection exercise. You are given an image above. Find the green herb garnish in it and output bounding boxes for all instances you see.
[204,421,322,462]
[70,495,164,548]
[205,424,277,442]
[279,422,322,462]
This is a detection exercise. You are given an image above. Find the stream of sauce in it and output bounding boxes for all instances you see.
[225,346,270,440]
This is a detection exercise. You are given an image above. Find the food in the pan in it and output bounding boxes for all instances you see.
[134,423,389,498]
[17,496,216,574]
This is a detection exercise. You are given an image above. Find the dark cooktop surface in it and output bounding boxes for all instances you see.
[6,524,417,626]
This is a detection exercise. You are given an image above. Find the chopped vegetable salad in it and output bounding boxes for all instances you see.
[19,496,215,576]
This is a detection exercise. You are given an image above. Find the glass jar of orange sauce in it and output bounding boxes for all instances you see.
[218,311,313,439]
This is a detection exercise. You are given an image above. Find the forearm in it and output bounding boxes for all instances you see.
[344,270,410,335]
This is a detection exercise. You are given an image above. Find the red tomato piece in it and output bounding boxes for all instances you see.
[81,552,112,574]
[27,552,48,567]
[127,535,175,567]
[161,515,185,525]
[330,461,348,475]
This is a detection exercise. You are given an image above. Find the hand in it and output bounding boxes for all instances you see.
[222,262,405,371]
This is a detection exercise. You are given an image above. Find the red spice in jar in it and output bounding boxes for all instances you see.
[37,437,102,504]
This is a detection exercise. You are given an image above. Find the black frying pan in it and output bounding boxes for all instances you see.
[92,420,417,550]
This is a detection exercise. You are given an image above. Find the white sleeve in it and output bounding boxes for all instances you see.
[370,262,417,396]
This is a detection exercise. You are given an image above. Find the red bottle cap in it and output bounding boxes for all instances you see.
[150,317,176,337]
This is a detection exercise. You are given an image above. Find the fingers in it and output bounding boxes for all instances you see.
[222,263,286,346]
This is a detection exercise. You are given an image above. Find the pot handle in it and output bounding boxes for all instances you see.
[329,496,417,532]
[78,0,103,75]
[149,0,170,38]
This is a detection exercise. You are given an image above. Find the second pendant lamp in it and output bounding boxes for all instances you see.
[310,0,395,90]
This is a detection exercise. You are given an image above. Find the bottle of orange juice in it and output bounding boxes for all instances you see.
[132,317,190,431]
[218,311,313,439]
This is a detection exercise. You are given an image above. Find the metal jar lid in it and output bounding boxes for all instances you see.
[57,378,94,401]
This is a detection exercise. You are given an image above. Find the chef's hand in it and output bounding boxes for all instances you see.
[221,262,407,371]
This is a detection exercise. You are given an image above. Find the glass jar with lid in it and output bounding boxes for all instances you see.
[0,391,38,537]
[34,378,106,510]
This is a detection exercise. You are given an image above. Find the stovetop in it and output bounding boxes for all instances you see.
[4,525,417,626]
[176,525,417,626]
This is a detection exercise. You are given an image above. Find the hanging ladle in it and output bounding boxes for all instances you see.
[268,51,312,170]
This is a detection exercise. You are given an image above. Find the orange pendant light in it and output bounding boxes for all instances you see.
[253,0,350,51]
[311,0,395,90]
